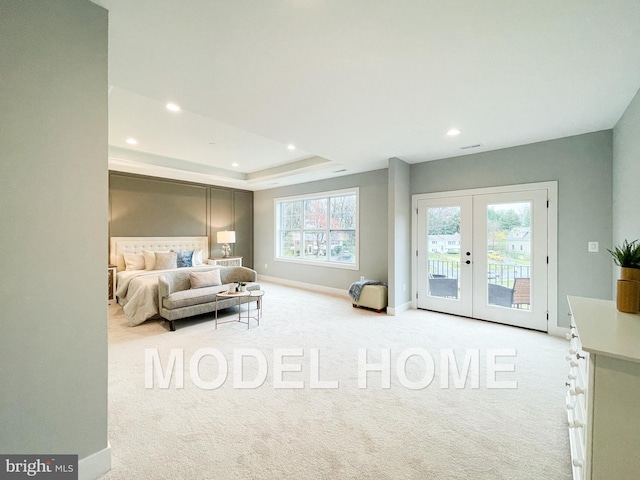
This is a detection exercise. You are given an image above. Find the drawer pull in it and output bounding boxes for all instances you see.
[569,419,584,428]
[576,353,585,360]
[566,333,578,340]
[570,386,585,396]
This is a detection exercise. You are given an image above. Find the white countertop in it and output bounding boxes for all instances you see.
[568,295,640,363]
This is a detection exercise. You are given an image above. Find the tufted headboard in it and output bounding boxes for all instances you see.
[109,236,209,272]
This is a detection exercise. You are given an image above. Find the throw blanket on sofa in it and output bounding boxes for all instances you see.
[116,266,215,326]
[348,280,387,302]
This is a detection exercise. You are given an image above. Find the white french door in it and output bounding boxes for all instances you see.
[416,195,473,317]
[415,184,553,332]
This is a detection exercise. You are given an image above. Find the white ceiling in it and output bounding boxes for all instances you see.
[95,0,640,191]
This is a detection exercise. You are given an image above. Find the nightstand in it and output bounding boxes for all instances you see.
[208,257,242,267]
[108,264,117,303]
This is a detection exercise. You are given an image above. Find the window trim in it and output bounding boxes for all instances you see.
[274,187,359,270]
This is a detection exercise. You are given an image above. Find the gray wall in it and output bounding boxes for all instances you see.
[388,158,412,310]
[110,173,208,236]
[254,169,388,290]
[613,87,640,265]
[410,131,613,328]
[109,173,254,267]
[0,0,109,465]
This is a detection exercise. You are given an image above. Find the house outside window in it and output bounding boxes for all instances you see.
[275,188,359,269]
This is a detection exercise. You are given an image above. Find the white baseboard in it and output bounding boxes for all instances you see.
[258,274,350,298]
[387,301,412,316]
[79,443,111,480]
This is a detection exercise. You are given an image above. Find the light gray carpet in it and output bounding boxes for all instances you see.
[103,281,572,479]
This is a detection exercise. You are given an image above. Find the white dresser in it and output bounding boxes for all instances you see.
[566,296,640,480]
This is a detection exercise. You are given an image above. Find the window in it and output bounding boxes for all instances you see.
[275,188,358,268]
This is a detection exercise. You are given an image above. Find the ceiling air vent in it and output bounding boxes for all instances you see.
[460,144,482,150]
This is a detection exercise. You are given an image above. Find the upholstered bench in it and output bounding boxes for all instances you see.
[158,266,260,331]
[352,284,388,313]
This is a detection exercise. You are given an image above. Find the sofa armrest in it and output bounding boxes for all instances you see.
[158,274,171,308]
[219,266,258,284]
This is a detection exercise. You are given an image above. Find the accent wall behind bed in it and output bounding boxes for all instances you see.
[109,172,254,268]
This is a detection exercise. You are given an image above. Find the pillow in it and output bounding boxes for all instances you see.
[123,253,145,271]
[192,249,204,266]
[189,269,222,289]
[154,251,177,270]
[174,249,194,268]
[142,249,166,270]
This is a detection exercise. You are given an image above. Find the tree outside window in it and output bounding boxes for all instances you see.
[276,189,358,267]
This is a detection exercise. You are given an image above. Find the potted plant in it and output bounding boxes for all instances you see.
[608,239,640,313]
[608,239,640,277]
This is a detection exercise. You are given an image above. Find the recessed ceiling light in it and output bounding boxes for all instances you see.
[126,138,138,145]
[287,144,296,150]
[166,103,180,112]
[447,128,461,137]
[232,162,239,167]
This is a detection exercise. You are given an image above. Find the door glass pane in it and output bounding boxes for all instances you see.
[486,202,531,310]
[427,206,460,299]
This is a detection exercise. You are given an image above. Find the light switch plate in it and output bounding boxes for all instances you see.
[588,241,599,253]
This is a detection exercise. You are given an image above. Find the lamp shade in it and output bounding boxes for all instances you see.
[217,230,236,244]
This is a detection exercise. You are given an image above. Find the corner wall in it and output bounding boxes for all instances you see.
[410,131,613,329]
[613,87,640,262]
[0,1,109,476]
[388,158,412,312]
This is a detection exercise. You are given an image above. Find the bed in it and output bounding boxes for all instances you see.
[110,236,216,326]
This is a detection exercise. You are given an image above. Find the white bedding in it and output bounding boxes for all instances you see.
[116,266,214,326]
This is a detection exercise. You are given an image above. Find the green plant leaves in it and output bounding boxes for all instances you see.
[607,239,640,268]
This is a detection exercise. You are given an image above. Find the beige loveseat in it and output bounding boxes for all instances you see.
[158,266,260,331]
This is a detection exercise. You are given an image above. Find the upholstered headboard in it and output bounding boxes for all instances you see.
[109,236,209,272]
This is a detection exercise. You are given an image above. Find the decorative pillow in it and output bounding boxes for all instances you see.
[123,253,145,271]
[192,249,204,266]
[154,251,177,270]
[189,269,222,289]
[142,249,166,270]
[174,249,194,268]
